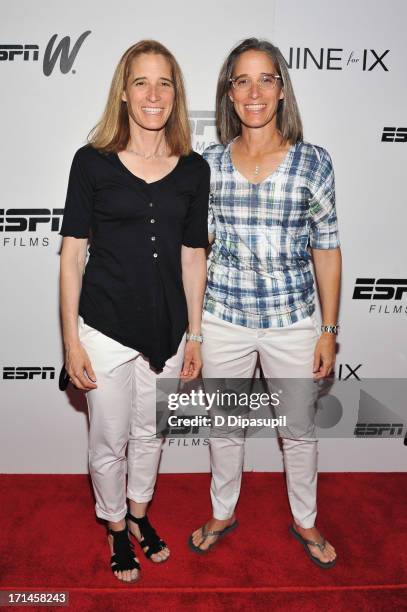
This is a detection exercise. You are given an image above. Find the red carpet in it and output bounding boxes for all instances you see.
[0,473,406,611]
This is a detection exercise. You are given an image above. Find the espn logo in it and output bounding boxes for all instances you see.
[381,127,407,142]
[0,209,64,232]
[352,278,407,300]
[354,423,403,437]
[0,45,39,61]
[189,111,216,137]
[3,367,55,380]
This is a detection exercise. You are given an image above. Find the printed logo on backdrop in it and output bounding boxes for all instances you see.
[352,278,407,315]
[0,209,63,247]
[354,390,406,444]
[157,387,209,448]
[155,377,407,459]
[3,367,55,380]
[281,48,390,71]
[381,127,407,142]
[0,31,91,76]
[189,111,217,153]
[337,364,362,381]
[156,378,407,448]
[164,419,210,448]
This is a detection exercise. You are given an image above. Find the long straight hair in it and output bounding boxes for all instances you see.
[88,40,191,155]
[216,38,303,145]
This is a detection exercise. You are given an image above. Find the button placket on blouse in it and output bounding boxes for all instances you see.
[149,202,158,259]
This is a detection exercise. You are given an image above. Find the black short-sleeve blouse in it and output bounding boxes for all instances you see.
[60,145,210,371]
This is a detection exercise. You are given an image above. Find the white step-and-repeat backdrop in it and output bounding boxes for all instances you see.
[1,0,406,473]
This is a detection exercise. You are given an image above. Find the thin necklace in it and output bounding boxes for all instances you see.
[126,146,167,160]
[234,135,285,176]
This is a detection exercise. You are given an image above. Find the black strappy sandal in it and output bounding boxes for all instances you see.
[126,512,168,562]
[109,527,141,582]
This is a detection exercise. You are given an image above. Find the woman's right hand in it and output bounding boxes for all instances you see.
[65,342,97,390]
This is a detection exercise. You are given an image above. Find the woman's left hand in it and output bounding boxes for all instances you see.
[180,341,203,380]
[313,334,336,380]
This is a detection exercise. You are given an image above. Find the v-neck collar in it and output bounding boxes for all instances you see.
[112,152,183,186]
[223,140,297,186]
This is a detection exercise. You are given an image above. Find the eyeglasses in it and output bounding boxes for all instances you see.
[229,74,282,91]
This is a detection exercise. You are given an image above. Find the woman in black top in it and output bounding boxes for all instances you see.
[60,40,209,583]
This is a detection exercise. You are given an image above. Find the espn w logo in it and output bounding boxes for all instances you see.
[43,31,91,76]
[0,31,91,76]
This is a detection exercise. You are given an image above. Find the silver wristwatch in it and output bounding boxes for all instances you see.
[186,332,203,343]
[320,324,339,335]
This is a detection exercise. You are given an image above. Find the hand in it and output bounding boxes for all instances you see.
[65,342,97,390]
[313,334,336,380]
[180,341,202,380]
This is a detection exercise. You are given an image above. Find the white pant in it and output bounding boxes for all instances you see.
[78,317,185,522]
[201,311,320,529]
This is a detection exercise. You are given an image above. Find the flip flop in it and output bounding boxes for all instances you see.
[188,520,238,554]
[289,525,337,569]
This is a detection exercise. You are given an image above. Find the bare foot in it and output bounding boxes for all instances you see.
[294,522,337,564]
[190,516,236,551]
[127,519,170,563]
[108,531,140,583]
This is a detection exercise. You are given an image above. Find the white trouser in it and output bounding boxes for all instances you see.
[201,311,320,529]
[78,317,185,522]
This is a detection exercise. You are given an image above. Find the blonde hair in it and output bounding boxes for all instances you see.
[88,40,191,156]
[216,38,303,145]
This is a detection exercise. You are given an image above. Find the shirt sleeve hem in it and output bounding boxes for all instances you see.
[59,231,89,239]
[181,240,209,249]
[309,240,341,249]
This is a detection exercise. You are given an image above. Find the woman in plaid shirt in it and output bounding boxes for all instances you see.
[189,38,341,568]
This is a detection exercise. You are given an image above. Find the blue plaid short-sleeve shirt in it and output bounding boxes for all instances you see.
[203,140,340,328]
